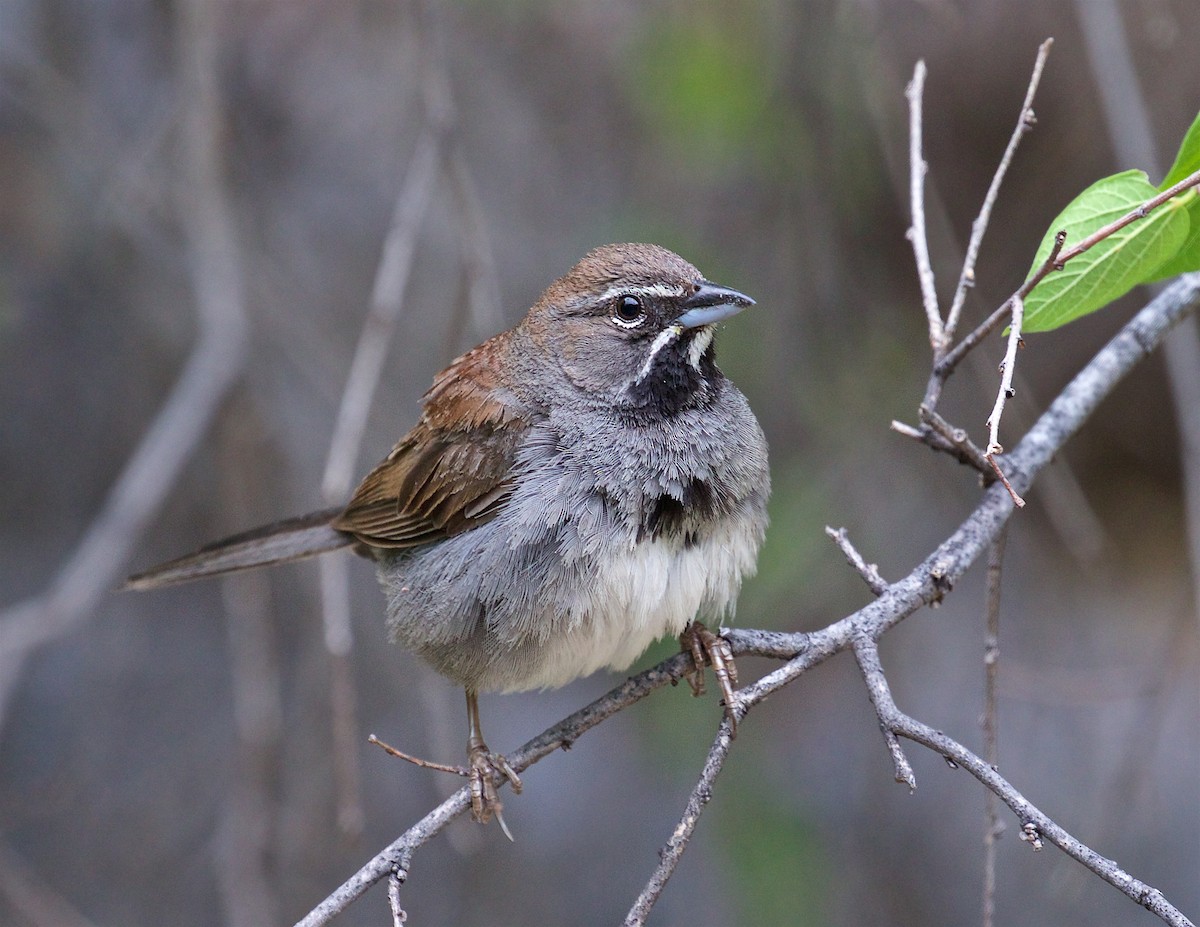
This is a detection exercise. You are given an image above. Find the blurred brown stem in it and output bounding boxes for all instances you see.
[982,528,1008,927]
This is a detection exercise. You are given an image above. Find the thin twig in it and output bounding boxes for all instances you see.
[319,128,441,503]
[917,406,992,474]
[887,710,1193,927]
[315,114,441,840]
[825,527,889,596]
[942,39,1053,350]
[852,635,916,790]
[623,716,740,927]
[294,650,707,927]
[981,527,1008,927]
[905,60,943,349]
[368,734,469,777]
[984,293,1027,504]
[935,229,1062,393]
[987,456,1026,508]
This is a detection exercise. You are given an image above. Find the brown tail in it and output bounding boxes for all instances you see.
[125,507,353,591]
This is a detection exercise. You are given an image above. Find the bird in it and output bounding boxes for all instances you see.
[127,242,770,832]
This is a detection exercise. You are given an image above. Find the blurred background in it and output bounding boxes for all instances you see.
[1,1,1197,925]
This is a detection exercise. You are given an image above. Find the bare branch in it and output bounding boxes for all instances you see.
[981,528,1008,927]
[934,229,1062,400]
[887,711,1194,927]
[387,870,406,927]
[294,649,703,927]
[852,635,916,790]
[623,716,739,927]
[983,294,1028,505]
[943,39,1052,347]
[319,129,441,503]
[825,526,889,596]
[904,60,943,349]
[918,406,992,474]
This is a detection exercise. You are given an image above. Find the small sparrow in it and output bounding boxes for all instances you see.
[128,242,770,831]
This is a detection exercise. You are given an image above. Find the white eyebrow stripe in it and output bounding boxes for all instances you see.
[596,282,689,304]
[633,324,683,384]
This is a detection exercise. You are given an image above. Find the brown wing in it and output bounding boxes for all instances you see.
[331,336,530,549]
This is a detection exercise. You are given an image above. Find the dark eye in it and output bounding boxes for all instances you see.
[612,294,646,327]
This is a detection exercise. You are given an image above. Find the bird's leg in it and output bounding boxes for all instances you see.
[679,620,741,738]
[466,690,522,839]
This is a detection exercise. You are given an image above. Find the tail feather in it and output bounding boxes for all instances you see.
[125,507,353,591]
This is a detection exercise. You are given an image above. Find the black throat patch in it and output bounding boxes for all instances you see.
[622,328,720,418]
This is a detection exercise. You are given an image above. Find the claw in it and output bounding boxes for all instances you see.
[679,621,741,737]
[468,741,523,837]
[465,690,522,837]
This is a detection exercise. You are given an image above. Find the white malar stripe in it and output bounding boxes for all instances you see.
[634,324,682,384]
[687,325,714,370]
[596,282,689,304]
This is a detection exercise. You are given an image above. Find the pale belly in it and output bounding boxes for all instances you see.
[497,518,760,692]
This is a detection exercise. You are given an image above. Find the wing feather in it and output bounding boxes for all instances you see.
[331,336,530,549]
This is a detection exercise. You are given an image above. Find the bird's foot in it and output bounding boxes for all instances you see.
[368,734,522,839]
[468,742,523,840]
[679,620,741,738]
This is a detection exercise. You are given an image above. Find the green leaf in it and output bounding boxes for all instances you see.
[1146,189,1200,280]
[1159,109,1200,191]
[1023,170,1191,333]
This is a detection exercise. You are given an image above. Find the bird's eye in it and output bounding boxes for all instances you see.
[612,294,646,328]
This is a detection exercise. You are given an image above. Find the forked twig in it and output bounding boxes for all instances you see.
[853,635,917,790]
